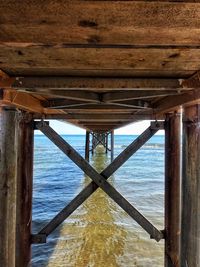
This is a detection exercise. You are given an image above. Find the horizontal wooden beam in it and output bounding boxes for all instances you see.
[5,76,183,91]
[33,113,161,121]
[1,1,200,46]
[181,71,200,88]
[154,88,200,113]
[103,90,182,102]
[0,89,44,113]
[1,45,200,76]
[27,90,100,103]
[43,98,149,109]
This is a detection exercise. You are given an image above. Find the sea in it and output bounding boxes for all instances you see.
[32,134,165,267]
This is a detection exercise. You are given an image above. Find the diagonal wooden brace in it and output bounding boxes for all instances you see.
[36,121,164,242]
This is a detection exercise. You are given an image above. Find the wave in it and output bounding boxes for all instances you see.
[121,143,164,149]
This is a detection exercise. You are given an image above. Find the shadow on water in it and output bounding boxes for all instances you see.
[43,146,127,267]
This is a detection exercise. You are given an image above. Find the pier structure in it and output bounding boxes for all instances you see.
[0,1,200,266]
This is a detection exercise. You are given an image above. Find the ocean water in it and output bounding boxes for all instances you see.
[32,134,164,267]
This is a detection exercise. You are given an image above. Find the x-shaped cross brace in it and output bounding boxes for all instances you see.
[33,121,164,244]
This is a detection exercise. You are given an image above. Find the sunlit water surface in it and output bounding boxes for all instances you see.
[32,135,164,267]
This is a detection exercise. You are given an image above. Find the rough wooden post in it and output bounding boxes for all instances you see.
[15,113,34,267]
[85,130,90,161]
[165,112,181,267]
[106,133,108,153]
[181,104,200,267]
[111,130,114,162]
[0,108,18,267]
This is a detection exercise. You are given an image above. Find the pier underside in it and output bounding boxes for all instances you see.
[0,1,200,267]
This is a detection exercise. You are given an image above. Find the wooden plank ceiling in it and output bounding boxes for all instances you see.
[1,0,200,132]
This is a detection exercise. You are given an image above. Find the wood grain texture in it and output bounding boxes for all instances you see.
[181,105,200,267]
[165,112,181,267]
[1,1,200,45]
[0,46,200,73]
[0,109,18,267]
[16,115,34,267]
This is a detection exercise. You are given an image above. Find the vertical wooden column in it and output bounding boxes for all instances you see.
[85,130,90,161]
[165,112,181,267]
[15,113,34,267]
[181,104,200,267]
[91,133,94,155]
[106,133,108,153]
[0,108,18,267]
[111,130,114,162]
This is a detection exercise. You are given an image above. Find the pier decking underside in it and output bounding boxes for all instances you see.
[1,1,200,267]
[1,0,200,131]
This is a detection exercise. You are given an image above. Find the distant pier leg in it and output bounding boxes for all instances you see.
[165,112,181,267]
[181,105,200,267]
[111,130,114,162]
[15,113,34,267]
[0,108,18,267]
[85,130,90,161]
[106,133,108,154]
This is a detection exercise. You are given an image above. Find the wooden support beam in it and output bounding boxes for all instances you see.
[165,112,181,267]
[35,121,164,241]
[85,130,90,161]
[153,88,200,114]
[1,89,45,113]
[33,113,159,121]
[31,90,100,103]
[0,108,18,267]
[181,71,200,89]
[111,130,114,162]
[103,90,181,103]
[15,114,34,267]
[7,76,182,91]
[106,133,108,154]
[1,1,200,48]
[181,104,200,267]
[43,99,149,109]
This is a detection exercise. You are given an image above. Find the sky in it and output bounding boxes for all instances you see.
[35,120,164,135]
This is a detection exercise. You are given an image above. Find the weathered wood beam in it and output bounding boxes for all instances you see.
[28,90,100,103]
[4,76,183,91]
[0,108,18,267]
[1,1,200,46]
[181,104,200,267]
[85,130,90,161]
[111,130,114,162]
[0,89,45,113]
[153,89,200,113]
[103,90,182,102]
[43,99,149,109]
[181,71,200,88]
[16,113,34,267]
[64,107,139,113]
[33,113,159,121]
[36,121,163,241]
[1,46,200,74]
[165,112,181,267]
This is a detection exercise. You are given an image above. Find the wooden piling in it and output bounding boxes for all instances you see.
[85,130,90,161]
[165,112,181,267]
[15,113,34,267]
[111,130,114,162]
[106,133,108,153]
[181,104,200,267]
[0,108,18,267]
